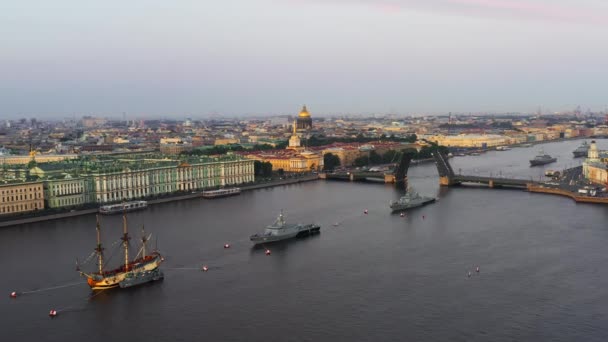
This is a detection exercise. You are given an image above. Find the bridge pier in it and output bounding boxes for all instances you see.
[349,173,354,182]
[489,180,494,188]
[439,176,454,186]
[384,174,396,183]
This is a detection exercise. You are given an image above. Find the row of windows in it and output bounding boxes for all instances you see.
[50,186,84,197]
[1,193,42,203]
[51,183,82,190]
[54,197,82,207]
[0,202,40,213]
[0,187,42,195]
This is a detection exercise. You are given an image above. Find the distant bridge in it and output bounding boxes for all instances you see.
[322,149,538,189]
[431,150,538,188]
[321,149,416,185]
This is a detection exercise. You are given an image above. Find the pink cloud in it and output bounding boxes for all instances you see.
[447,0,603,23]
[299,0,608,25]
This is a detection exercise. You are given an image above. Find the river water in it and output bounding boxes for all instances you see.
[2,139,608,341]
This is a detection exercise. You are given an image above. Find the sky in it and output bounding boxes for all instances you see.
[2,0,608,118]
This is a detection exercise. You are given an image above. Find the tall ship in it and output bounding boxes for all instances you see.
[572,141,590,158]
[250,210,320,245]
[202,187,241,199]
[390,188,436,211]
[529,150,557,166]
[99,201,147,215]
[78,214,163,290]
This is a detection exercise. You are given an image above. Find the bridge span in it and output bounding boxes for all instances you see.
[431,150,536,188]
[321,149,538,189]
[452,175,532,188]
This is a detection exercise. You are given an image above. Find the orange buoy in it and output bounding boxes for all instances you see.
[10,291,17,298]
[202,265,209,272]
[224,243,230,249]
[49,310,57,317]
[265,249,271,256]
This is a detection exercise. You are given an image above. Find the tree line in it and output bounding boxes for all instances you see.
[323,143,449,170]
[181,142,288,156]
[307,133,416,147]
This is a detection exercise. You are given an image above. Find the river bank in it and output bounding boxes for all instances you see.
[0,175,319,228]
[527,184,608,204]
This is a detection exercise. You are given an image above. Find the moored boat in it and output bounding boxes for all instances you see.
[573,141,590,158]
[545,170,560,177]
[202,188,241,199]
[79,214,163,290]
[99,201,147,215]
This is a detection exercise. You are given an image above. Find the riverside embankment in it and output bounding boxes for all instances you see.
[0,175,319,228]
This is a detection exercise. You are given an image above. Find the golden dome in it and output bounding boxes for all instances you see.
[298,105,311,118]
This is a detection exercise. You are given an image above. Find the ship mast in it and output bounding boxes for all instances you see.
[141,224,147,258]
[121,211,131,270]
[95,215,104,274]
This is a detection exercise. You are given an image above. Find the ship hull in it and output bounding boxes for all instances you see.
[119,269,164,288]
[84,253,163,290]
[573,151,588,158]
[390,198,435,211]
[250,224,320,245]
[99,204,148,215]
[202,188,241,199]
[529,158,557,166]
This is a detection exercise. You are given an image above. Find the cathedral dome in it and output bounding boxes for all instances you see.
[298,105,311,118]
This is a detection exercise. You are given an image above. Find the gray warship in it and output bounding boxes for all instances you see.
[250,211,320,245]
[573,141,589,158]
[119,268,164,288]
[390,188,436,211]
[529,149,557,166]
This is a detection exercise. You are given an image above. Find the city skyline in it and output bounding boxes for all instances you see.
[2,0,608,117]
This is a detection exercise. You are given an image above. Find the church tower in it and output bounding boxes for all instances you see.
[588,140,599,160]
[296,105,313,131]
[288,120,301,150]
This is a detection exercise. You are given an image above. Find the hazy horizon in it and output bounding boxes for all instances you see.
[2,0,608,118]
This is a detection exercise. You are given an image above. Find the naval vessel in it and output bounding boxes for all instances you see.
[390,188,436,211]
[573,141,589,158]
[250,211,320,245]
[529,150,557,166]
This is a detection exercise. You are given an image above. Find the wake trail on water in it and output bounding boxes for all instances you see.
[12,281,86,297]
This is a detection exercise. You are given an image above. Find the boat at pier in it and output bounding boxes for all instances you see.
[572,141,590,158]
[250,210,320,245]
[78,214,163,290]
[202,187,241,199]
[496,146,511,151]
[390,188,436,211]
[530,150,557,166]
[99,201,147,215]
[545,170,560,177]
